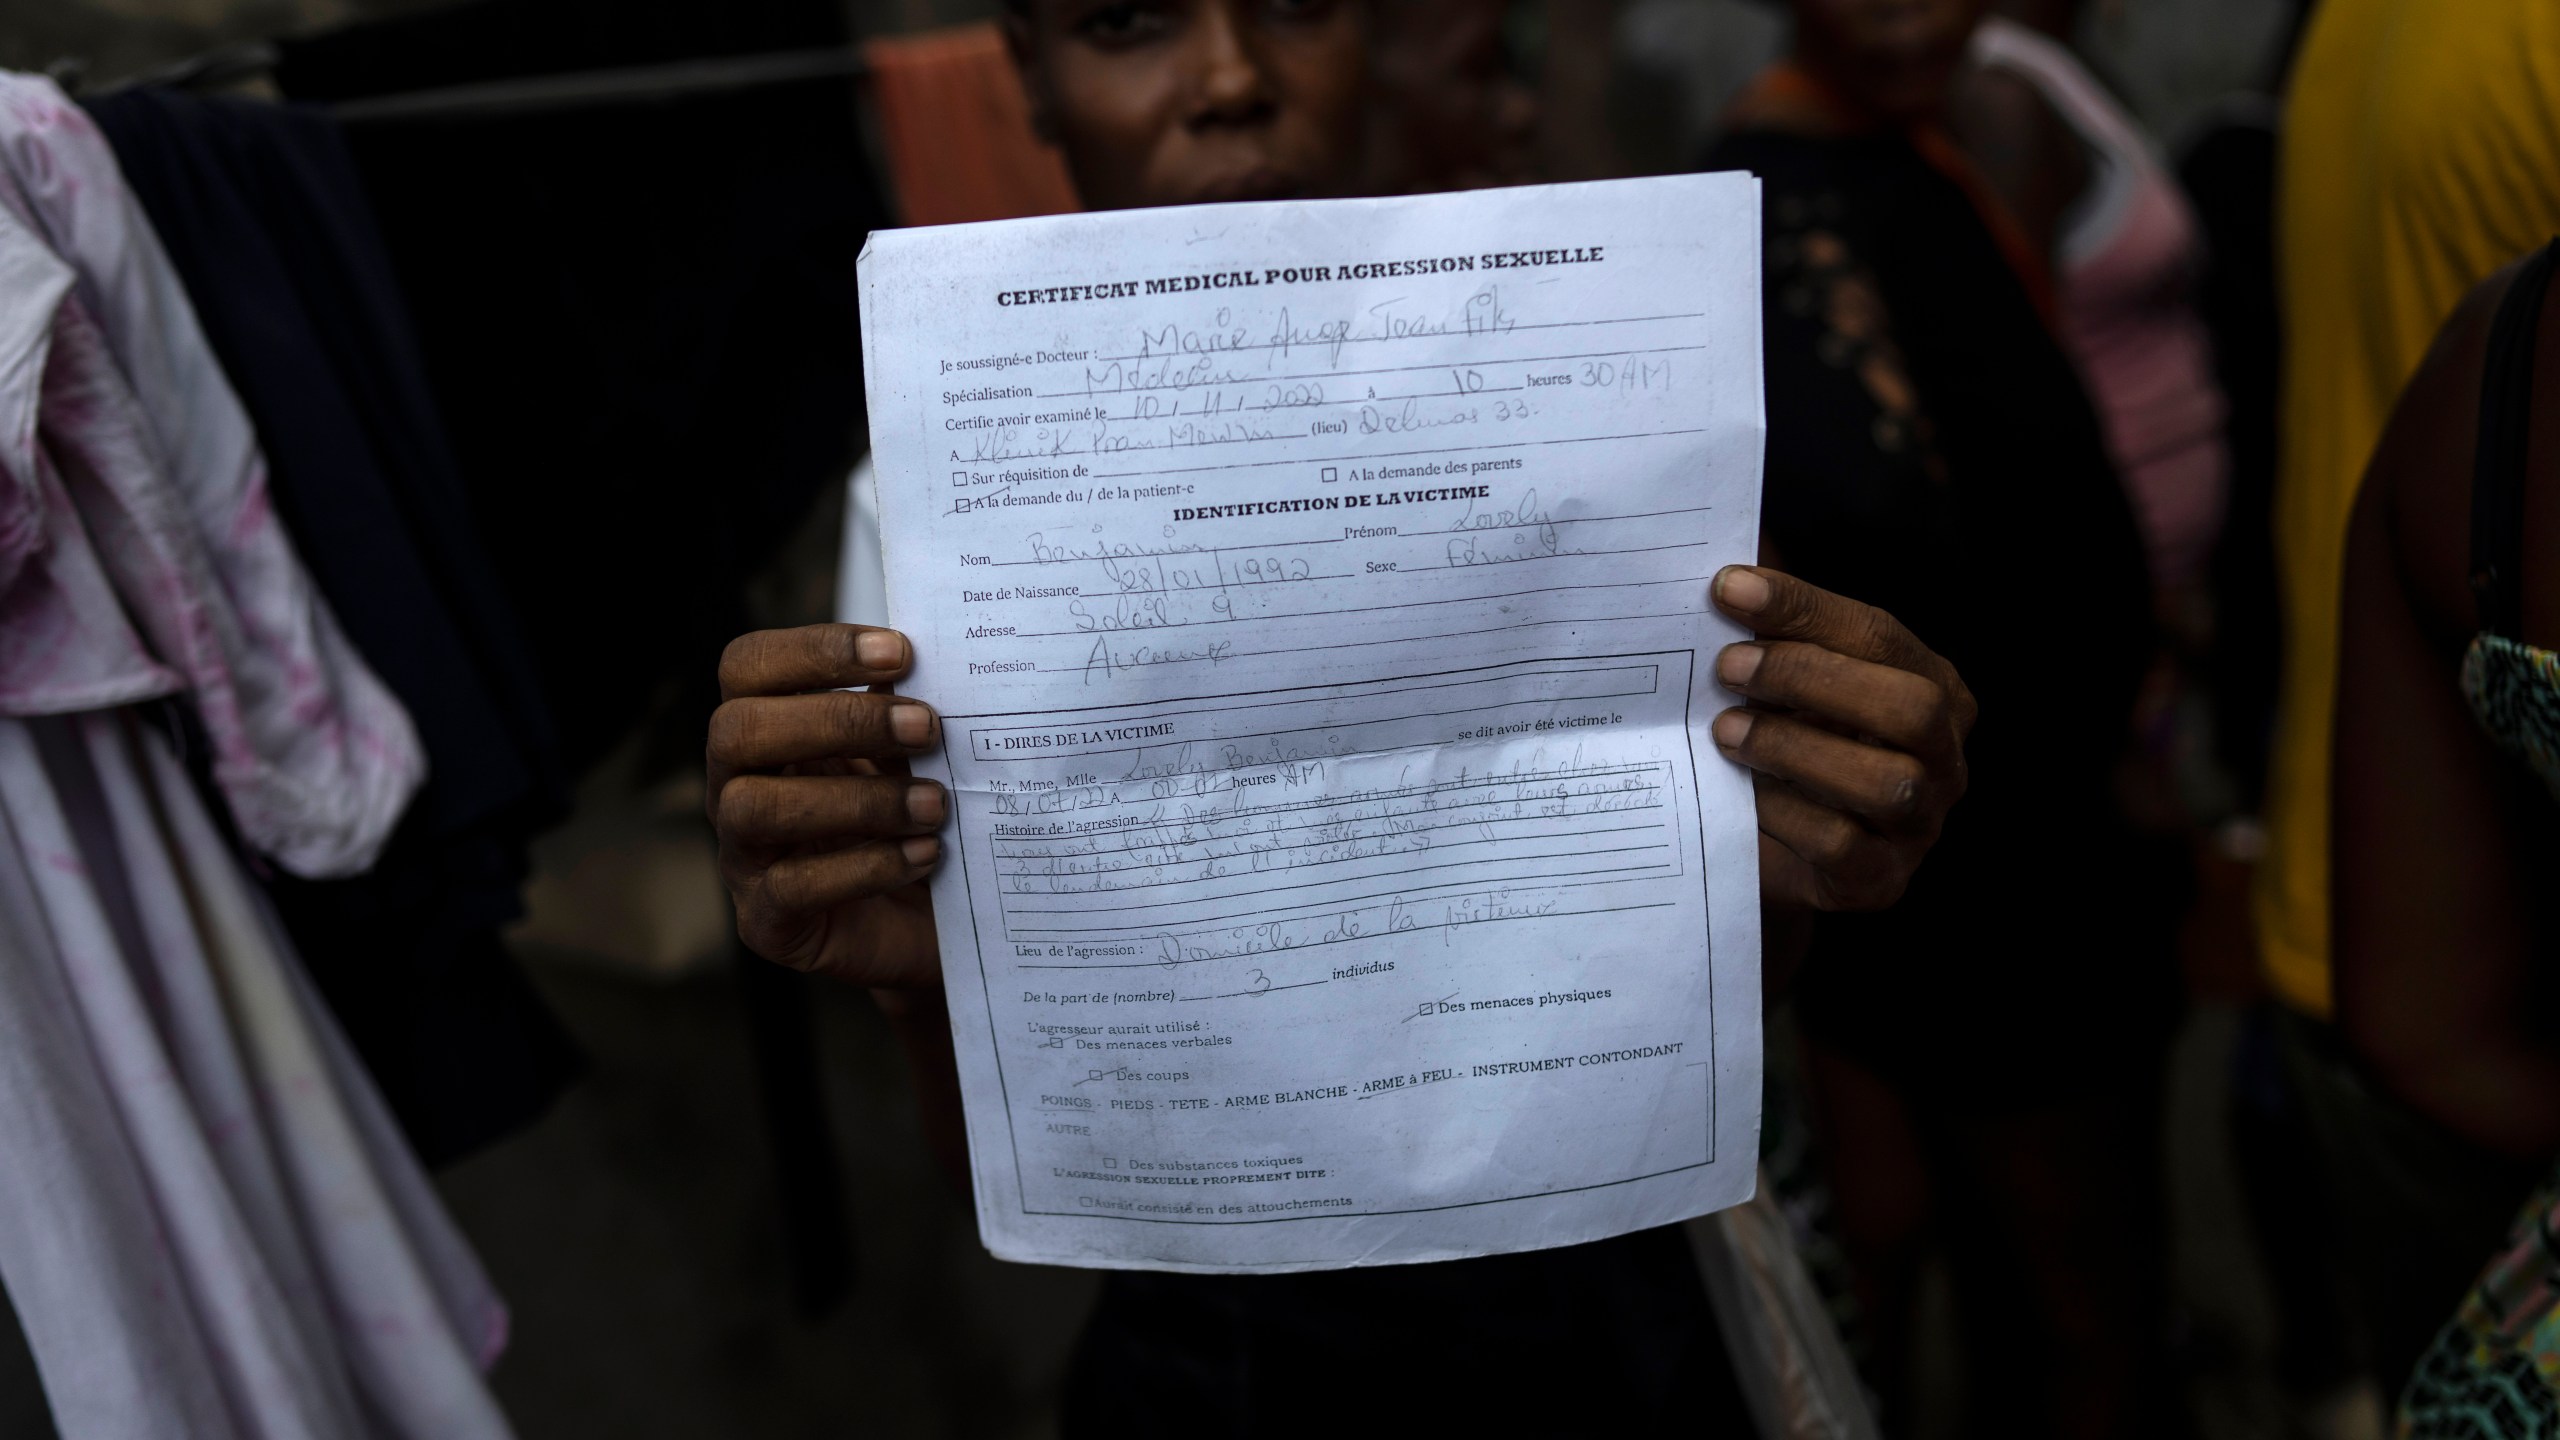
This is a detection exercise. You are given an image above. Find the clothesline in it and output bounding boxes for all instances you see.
[333,47,869,123]
[71,25,1072,228]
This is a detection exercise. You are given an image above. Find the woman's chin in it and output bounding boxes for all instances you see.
[1184,169,1303,205]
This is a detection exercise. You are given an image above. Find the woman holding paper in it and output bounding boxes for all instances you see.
[710,0,1977,1427]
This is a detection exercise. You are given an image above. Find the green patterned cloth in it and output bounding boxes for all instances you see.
[2463,634,2560,801]
[2401,1171,2560,1437]
[2400,641,2560,1434]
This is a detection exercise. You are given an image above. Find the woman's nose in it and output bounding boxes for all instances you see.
[1189,1,1279,124]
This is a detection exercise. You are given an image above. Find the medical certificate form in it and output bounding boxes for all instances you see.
[856,173,1765,1272]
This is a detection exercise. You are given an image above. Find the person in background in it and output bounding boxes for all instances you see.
[1701,0,2171,1435]
[2331,242,2560,1428]
[1950,5,2231,1040]
[712,0,1983,1428]
[2256,0,2560,1398]
[1955,0,2230,650]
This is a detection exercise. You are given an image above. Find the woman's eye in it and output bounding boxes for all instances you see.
[1075,1,1174,42]
[1265,0,1337,18]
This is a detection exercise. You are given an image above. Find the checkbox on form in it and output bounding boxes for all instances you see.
[953,470,969,488]
[1321,466,1339,483]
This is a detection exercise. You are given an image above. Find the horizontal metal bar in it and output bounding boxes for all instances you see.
[330,46,867,124]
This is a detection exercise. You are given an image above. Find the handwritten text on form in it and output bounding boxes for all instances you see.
[857,174,1765,1271]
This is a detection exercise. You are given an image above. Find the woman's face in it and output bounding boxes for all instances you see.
[1008,0,1371,211]
[1791,0,1990,122]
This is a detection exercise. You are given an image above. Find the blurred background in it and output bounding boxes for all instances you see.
[0,1,2391,1437]
[2,0,2298,146]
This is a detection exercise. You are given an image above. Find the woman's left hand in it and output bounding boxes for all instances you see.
[1709,565,1976,913]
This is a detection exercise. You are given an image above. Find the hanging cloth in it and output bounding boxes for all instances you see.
[0,76,509,1439]
[0,709,511,1440]
[0,76,421,878]
[0,219,181,718]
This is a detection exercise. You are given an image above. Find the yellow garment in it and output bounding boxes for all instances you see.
[2260,0,2560,1017]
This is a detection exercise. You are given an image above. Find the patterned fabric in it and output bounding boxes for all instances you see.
[2418,638,2560,1432]
[0,76,422,878]
[2401,1173,2560,1438]
[2461,634,2560,802]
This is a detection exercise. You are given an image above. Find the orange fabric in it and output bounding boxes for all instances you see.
[1722,61,2058,326]
[1721,61,1860,137]
[863,23,1080,226]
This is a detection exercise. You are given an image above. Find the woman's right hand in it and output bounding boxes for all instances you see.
[707,623,948,987]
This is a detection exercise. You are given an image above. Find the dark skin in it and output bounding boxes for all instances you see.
[1948,65,2086,266]
[709,566,1978,990]
[1948,0,2093,286]
[1782,0,2088,267]
[2334,259,2560,1162]
[1363,0,1540,195]
[1784,0,2092,271]
[1001,0,1372,209]
[1792,0,1988,126]
[1992,0,2077,39]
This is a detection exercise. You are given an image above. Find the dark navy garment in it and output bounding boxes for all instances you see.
[87,88,579,1164]
[1703,129,2173,1108]
[1062,1225,1750,1435]
[273,0,887,779]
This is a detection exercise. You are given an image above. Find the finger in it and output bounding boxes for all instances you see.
[1717,641,1958,759]
[1712,565,1922,667]
[1714,707,1930,829]
[762,835,943,903]
[734,837,944,957]
[716,773,946,851]
[828,885,943,989]
[1757,831,1829,914]
[720,624,912,700]
[1711,567,1975,733]
[707,690,940,773]
[1753,777,1905,910]
[737,845,947,968]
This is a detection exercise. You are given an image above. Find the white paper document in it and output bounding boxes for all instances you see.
[856,173,1765,1272]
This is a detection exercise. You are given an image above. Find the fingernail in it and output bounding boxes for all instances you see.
[906,783,946,826]
[1717,644,1764,691]
[890,702,934,747]
[902,836,941,868]
[1713,710,1755,752]
[1715,567,1771,615]
[857,630,903,669]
